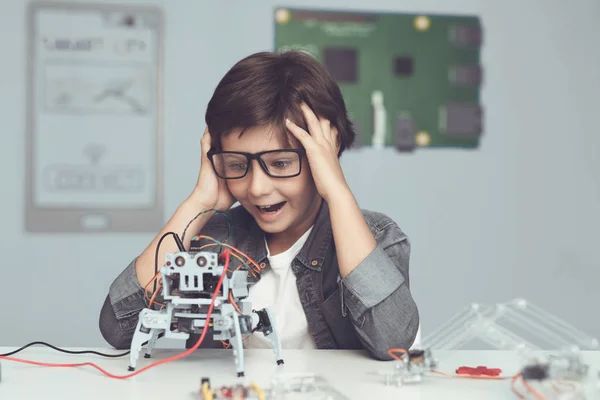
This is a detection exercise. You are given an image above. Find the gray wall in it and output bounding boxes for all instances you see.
[1,0,599,347]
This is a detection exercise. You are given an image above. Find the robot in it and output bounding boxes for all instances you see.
[128,249,284,376]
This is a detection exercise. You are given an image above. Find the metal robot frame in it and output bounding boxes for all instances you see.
[128,249,284,376]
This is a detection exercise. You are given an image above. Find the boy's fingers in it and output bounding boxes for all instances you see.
[321,119,337,147]
[300,102,324,140]
[200,129,209,147]
[329,126,340,152]
[320,118,331,137]
[286,119,311,146]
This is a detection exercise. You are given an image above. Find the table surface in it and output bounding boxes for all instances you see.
[0,347,599,399]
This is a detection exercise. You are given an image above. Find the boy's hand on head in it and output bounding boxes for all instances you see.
[286,103,350,203]
[190,128,236,212]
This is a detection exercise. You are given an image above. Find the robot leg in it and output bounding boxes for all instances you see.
[254,308,284,365]
[144,328,161,358]
[129,309,154,371]
[229,311,246,377]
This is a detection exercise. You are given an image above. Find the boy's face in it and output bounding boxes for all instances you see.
[220,126,321,240]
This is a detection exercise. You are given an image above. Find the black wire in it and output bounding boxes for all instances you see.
[181,209,231,246]
[0,341,130,357]
[153,231,182,294]
[0,334,166,358]
[151,211,231,301]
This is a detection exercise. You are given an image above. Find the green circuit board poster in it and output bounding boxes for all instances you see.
[273,8,484,152]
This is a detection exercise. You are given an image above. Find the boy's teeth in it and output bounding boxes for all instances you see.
[258,202,284,212]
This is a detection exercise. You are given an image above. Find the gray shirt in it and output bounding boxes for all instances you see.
[99,201,419,360]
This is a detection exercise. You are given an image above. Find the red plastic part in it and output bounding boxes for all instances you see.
[455,366,502,376]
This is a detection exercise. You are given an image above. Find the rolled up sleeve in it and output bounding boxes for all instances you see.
[340,222,419,360]
[99,258,147,349]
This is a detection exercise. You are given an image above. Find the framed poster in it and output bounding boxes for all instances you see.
[25,2,164,232]
[274,8,484,152]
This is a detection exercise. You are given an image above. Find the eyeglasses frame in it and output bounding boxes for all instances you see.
[207,148,306,180]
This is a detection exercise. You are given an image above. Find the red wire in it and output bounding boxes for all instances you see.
[0,250,231,379]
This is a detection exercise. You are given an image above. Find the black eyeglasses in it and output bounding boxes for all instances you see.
[207,149,306,179]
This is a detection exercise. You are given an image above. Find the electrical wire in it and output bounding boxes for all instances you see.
[150,209,231,298]
[511,373,527,399]
[0,334,167,358]
[520,375,548,400]
[144,234,261,308]
[153,231,184,294]
[0,251,231,379]
[429,370,511,380]
[0,342,130,358]
[193,235,263,273]
[195,242,258,278]
[182,209,231,245]
[387,347,407,360]
[388,347,515,382]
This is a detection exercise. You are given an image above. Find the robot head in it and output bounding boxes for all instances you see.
[164,251,221,293]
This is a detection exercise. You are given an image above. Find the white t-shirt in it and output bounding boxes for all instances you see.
[243,226,316,349]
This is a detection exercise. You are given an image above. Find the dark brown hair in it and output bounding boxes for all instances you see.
[205,50,355,156]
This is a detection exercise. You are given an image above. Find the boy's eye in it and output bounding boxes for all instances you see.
[271,160,291,168]
[227,163,247,171]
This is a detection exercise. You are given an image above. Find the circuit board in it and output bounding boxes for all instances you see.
[199,379,266,400]
[273,8,484,152]
[197,374,349,399]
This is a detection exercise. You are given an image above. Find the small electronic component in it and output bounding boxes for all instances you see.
[394,56,414,77]
[395,117,416,151]
[440,103,483,138]
[323,47,358,83]
[522,351,589,382]
[516,350,590,399]
[197,374,348,400]
[449,24,483,47]
[449,65,483,86]
[521,363,550,381]
[375,348,438,386]
[199,377,266,400]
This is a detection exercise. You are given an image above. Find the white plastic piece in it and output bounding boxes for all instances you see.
[370,349,437,387]
[371,90,386,149]
[422,298,599,352]
[518,349,591,399]
[269,372,349,399]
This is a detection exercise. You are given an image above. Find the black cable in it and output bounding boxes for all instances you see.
[153,231,184,294]
[0,341,130,358]
[181,209,231,246]
[0,334,166,358]
[152,210,231,297]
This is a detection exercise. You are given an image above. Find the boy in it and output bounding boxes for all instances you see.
[99,50,419,360]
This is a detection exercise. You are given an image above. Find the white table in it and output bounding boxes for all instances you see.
[0,347,599,399]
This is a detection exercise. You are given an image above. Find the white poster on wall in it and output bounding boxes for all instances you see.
[26,2,164,232]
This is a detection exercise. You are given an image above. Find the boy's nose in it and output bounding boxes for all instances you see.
[248,161,274,198]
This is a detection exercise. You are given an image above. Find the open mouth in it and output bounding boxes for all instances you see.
[256,201,286,213]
